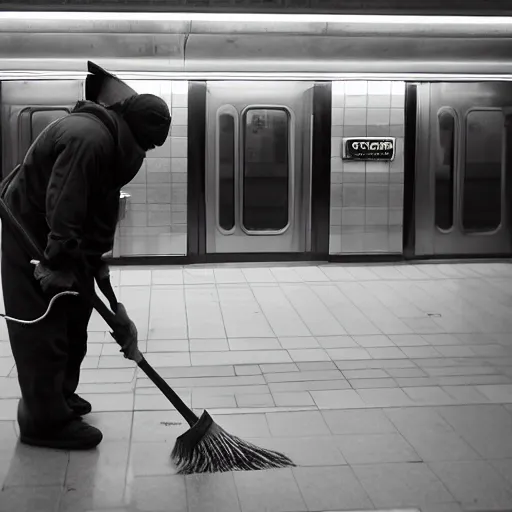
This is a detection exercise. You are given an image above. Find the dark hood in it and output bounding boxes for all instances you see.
[71,100,145,189]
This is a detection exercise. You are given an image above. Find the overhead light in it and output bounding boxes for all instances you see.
[0,11,511,25]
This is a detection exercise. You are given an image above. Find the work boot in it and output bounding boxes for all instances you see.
[18,400,103,450]
[66,394,92,416]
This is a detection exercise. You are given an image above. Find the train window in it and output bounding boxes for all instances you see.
[218,113,236,232]
[242,108,290,232]
[435,110,456,231]
[463,110,503,232]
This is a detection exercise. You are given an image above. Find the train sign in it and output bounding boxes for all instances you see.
[342,137,396,161]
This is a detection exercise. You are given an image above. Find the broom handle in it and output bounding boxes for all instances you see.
[137,357,199,426]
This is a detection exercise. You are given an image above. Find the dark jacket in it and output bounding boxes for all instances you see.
[2,101,145,270]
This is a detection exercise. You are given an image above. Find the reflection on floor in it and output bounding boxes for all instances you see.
[1,262,512,511]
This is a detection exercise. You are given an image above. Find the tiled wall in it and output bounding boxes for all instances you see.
[329,81,405,255]
[115,81,188,257]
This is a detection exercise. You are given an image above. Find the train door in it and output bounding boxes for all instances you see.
[415,82,512,256]
[205,81,314,253]
[1,80,84,177]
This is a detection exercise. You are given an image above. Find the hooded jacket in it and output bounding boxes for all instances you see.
[2,101,146,270]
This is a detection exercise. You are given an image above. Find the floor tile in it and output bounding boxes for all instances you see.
[235,365,262,375]
[214,268,247,284]
[310,389,367,409]
[429,460,512,509]
[391,334,430,346]
[236,394,275,408]
[269,267,304,283]
[350,378,398,389]
[241,268,277,283]
[266,411,331,437]
[293,465,373,510]
[152,268,184,285]
[0,399,17,421]
[442,385,490,404]
[0,357,14,377]
[278,337,319,349]
[335,433,421,463]
[186,287,226,339]
[353,462,455,507]
[476,384,512,403]
[489,458,512,487]
[288,349,330,362]
[403,386,455,405]
[146,339,189,352]
[354,335,395,347]
[251,286,311,337]
[401,346,443,359]
[280,284,347,336]
[129,442,179,477]
[128,475,187,511]
[264,370,342,383]
[183,268,215,284]
[273,392,315,407]
[249,436,346,466]
[326,348,371,360]
[342,368,388,379]
[0,485,62,512]
[322,408,397,435]
[229,338,282,351]
[269,380,350,393]
[233,468,306,512]
[296,361,337,371]
[316,335,359,348]
[436,404,512,459]
[64,442,129,510]
[260,363,299,374]
[191,350,292,366]
[217,287,275,338]
[4,444,68,489]
[211,413,271,437]
[189,338,229,352]
[358,388,415,407]
[186,472,241,512]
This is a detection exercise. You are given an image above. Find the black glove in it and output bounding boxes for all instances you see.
[110,302,142,363]
[33,261,76,294]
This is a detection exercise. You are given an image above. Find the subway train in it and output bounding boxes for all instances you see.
[0,11,511,263]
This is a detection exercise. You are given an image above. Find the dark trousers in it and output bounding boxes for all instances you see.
[1,226,93,430]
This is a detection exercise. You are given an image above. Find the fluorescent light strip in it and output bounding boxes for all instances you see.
[0,11,511,25]
[1,71,512,81]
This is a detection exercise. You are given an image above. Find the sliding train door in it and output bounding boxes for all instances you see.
[415,82,512,256]
[1,80,84,177]
[205,81,314,254]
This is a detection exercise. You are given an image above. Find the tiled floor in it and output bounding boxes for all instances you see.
[1,262,512,511]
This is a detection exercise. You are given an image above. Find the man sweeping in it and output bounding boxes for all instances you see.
[0,75,171,450]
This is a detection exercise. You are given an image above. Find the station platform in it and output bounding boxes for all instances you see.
[1,262,512,512]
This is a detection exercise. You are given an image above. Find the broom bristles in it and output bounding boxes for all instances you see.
[171,411,295,475]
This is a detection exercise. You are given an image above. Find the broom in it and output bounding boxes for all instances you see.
[0,172,295,475]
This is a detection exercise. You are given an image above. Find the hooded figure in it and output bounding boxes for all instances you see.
[0,84,171,450]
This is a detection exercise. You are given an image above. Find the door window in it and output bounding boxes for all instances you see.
[242,108,290,232]
[463,110,503,232]
[435,109,456,231]
[217,112,236,232]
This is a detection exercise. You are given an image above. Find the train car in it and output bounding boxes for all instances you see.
[0,11,511,263]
